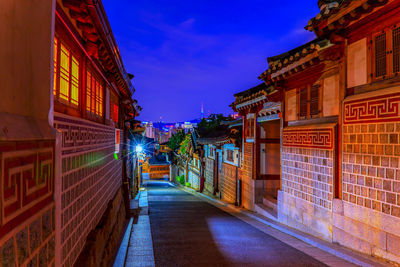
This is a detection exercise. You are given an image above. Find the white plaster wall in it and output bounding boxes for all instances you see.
[347,38,368,88]
[285,90,297,121]
[323,74,340,117]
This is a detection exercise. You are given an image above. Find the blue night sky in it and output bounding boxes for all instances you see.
[102,0,319,122]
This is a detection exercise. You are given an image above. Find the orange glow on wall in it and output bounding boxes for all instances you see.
[53,38,58,95]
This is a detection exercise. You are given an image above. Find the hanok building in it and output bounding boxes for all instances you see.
[256,0,400,263]
[1,1,139,266]
[197,122,242,204]
[306,0,400,263]
[231,84,281,211]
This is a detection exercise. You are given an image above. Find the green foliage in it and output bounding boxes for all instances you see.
[185,182,191,187]
[196,114,232,136]
[177,175,185,185]
[167,130,186,151]
[179,134,191,155]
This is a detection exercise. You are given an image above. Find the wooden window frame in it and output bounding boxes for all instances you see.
[53,35,81,109]
[246,116,255,139]
[86,67,105,121]
[226,150,234,162]
[371,24,400,81]
[297,82,322,120]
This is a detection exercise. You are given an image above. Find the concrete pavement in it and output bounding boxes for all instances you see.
[125,181,358,267]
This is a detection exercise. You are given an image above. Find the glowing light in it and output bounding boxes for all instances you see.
[114,153,118,160]
[136,144,143,153]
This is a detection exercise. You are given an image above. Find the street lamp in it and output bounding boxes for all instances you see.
[135,144,143,153]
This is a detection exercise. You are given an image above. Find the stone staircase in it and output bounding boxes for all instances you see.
[255,195,278,221]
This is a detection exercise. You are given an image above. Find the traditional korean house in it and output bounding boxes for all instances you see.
[197,121,242,204]
[231,84,282,212]
[148,154,170,180]
[0,1,139,266]
[304,0,400,263]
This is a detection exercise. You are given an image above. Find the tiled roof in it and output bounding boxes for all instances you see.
[232,83,277,109]
[305,0,388,36]
[259,39,331,79]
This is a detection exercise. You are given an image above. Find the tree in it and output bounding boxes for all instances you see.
[196,114,232,137]
[167,130,186,151]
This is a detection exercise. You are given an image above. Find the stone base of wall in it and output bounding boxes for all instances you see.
[74,188,127,267]
[333,199,400,264]
[278,190,333,241]
[0,204,55,267]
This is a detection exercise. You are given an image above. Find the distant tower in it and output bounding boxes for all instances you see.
[201,102,204,119]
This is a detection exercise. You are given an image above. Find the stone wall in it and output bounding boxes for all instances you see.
[220,163,237,204]
[188,169,200,190]
[333,88,400,263]
[204,158,214,194]
[74,188,127,267]
[54,113,123,266]
[280,125,336,240]
[0,140,56,266]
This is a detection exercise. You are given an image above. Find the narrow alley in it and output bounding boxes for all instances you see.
[120,181,366,267]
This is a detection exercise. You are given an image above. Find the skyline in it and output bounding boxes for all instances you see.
[103,0,319,122]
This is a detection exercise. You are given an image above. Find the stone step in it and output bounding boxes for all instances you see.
[262,195,278,212]
[254,203,278,221]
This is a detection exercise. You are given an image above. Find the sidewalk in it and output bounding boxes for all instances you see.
[176,182,391,267]
[113,189,155,267]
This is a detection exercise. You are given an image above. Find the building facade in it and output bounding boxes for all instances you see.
[0,1,139,266]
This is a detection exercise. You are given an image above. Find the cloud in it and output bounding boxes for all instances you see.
[117,11,315,121]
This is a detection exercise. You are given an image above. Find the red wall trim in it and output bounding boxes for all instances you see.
[344,92,400,124]
[283,128,334,150]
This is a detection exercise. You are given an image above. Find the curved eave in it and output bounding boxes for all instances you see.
[305,0,388,37]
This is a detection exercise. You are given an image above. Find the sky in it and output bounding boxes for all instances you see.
[102,0,320,122]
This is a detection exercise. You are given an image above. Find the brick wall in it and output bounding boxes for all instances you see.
[220,163,237,203]
[281,146,334,210]
[188,169,200,190]
[333,89,400,264]
[241,143,255,210]
[54,113,122,266]
[279,126,336,240]
[0,140,56,266]
[204,158,214,194]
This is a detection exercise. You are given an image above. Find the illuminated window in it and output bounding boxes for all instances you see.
[53,37,80,106]
[86,70,104,117]
[113,104,119,123]
[110,91,119,123]
[53,38,58,95]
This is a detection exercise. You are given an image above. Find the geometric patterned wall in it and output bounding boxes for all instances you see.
[343,92,400,218]
[0,140,55,266]
[54,113,122,266]
[282,127,336,210]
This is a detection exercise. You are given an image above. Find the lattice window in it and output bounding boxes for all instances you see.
[60,44,71,101]
[86,70,104,117]
[53,37,80,107]
[310,84,320,116]
[226,150,234,162]
[393,27,400,73]
[375,32,387,78]
[299,87,308,117]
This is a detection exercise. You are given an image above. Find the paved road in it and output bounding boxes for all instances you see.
[145,181,329,267]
